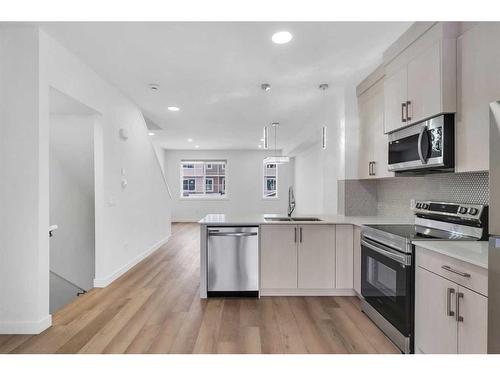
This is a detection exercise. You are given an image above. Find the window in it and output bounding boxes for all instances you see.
[180,161,226,198]
[183,179,195,191]
[263,162,278,198]
[205,178,214,192]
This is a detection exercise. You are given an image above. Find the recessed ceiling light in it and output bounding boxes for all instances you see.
[261,83,271,91]
[148,132,155,136]
[260,138,265,142]
[168,106,180,112]
[187,138,193,143]
[258,145,262,149]
[272,31,293,44]
[149,83,160,91]
[195,145,200,149]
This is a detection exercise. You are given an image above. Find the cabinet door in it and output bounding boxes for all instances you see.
[357,90,372,179]
[457,286,488,354]
[353,226,362,295]
[368,80,393,178]
[383,66,407,133]
[335,225,353,289]
[415,266,458,354]
[260,225,297,289]
[297,225,335,289]
[407,41,442,125]
[456,23,500,172]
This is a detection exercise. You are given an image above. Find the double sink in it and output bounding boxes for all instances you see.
[264,216,322,222]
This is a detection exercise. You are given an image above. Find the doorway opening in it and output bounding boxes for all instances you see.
[48,88,100,313]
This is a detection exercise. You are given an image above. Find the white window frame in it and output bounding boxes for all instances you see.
[205,177,214,192]
[263,162,278,199]
[180,160,227,199]
[183,178,196,191]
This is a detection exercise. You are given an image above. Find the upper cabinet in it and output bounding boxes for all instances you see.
[383,23,458,134]
[383,66,408,133]
[356,67,394,179]
[455,22,500,172]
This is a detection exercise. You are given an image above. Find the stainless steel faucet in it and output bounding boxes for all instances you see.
[288,186,296,217]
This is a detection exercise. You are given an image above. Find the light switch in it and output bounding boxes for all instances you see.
[119,128,129,140]
[108,196,117,207]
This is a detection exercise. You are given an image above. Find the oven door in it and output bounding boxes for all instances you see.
[388,114,453,172]
[361,236,413,336]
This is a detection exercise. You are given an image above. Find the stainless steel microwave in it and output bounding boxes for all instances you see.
[388,114,455,174]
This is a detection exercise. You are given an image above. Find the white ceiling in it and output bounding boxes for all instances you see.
[40,22,411,150]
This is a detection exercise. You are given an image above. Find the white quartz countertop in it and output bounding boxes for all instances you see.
[198,213,413,227]
[413,240,489,269]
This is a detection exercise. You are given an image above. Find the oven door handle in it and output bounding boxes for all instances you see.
[361,238,411,266]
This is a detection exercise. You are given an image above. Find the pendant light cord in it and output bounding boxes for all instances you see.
[274,124,277,157]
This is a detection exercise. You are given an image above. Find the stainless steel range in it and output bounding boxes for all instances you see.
[361,201,488,354]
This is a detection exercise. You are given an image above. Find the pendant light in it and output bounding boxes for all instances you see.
[263,122,290,164]
[319,83,329,150]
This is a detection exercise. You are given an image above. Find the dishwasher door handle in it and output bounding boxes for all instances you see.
[208,232,258,237]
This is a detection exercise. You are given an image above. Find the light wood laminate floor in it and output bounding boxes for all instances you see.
[0,223,399,354]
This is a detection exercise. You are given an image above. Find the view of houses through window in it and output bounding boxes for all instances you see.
[263,163,278,198]
[181,161,226,198]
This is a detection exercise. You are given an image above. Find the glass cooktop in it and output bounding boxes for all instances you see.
[364,224,478,241]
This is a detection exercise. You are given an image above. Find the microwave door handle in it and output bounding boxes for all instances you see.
[417,125,428,164]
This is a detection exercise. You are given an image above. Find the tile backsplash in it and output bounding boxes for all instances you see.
[339,171,489,219]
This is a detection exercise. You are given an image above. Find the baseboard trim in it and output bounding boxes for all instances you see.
[259,288,356,297]
[93,235,170,288]
[0,315,52,334]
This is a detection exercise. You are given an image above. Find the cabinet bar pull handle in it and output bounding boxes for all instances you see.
[299,227,303,243]
[401,103,407,122]
[446,288,455,317]
[294,227,297,243]
[371,161,376,176]
[456,292,464,322]
[406,100,412,122]
[441,265,471,278]
[368,162,372,176]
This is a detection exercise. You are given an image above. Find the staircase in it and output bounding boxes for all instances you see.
[49,270,87,314]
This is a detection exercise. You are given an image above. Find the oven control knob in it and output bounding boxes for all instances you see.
[416,203,421,209]
[459,207,468,214]
[422,203,429,209]
[468,208,478,215]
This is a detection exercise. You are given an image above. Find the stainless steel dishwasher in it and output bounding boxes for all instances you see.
[207,226,259,297]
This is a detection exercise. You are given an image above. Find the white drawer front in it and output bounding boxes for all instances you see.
[416,246,488,296]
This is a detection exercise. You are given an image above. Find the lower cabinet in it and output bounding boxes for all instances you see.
[335,225,354,289]
[260,225,298,289]
[298,225,335,289]
[353,225,362,295]
[261,224,354,293]
[415,265,488,354]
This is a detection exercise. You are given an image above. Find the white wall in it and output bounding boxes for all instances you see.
[50,115,95,291]
[292,88,346,215]
[0,27,51,334]
[164,150,294,221]
[39,30,172,289]
[0,26,172,333]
